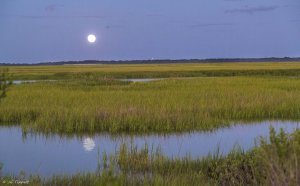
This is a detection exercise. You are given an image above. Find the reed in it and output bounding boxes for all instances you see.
[2,62,300,80]
[1,76,300,133]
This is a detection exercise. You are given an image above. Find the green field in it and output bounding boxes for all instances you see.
[1,62,300,133]
[2,62,300,80]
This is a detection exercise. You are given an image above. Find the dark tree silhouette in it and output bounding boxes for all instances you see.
[0,69,11,100]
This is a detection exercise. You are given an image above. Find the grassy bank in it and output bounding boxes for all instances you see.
[1,76,300,133]
[2,62,300,80]
[1,128,300,185]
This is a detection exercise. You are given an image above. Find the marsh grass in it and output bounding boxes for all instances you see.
[255,128,300,185]
[1,128,299,185]
[2,62,300,80]
[1,76,300,133]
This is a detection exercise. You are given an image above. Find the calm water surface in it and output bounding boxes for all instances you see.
[13,78,163,84]
[0,121,299,177]
[12,78,162,85]
[12,80,55,85]
[120,78,163,82]
[13,78,201,84]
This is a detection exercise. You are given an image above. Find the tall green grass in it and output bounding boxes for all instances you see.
[1,76,300,133]
[2,62,300,80]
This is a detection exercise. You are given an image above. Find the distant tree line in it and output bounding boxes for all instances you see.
[0,57,300,66]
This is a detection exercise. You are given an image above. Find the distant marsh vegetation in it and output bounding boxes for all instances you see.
[2,62,300,80]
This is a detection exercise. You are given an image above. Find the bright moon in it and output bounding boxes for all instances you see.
[87,34,96,43]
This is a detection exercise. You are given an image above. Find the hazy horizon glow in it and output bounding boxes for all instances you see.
[0,0,299,63]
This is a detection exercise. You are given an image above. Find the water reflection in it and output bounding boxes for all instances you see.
[12,79,162,86]
[13,79,163,85]
[120,78,163,83]
[82,138,95,152]
[12,80,55,85]
[0,121,299,177]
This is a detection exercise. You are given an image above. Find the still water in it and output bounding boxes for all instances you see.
[12,80,55,85]
[0,121,299,177]
[120,78,163,82]
[12,78,162,85]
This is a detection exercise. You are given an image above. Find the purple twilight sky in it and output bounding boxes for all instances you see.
[0,0,300,63]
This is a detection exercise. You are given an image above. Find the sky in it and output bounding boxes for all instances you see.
[0,0,300,63]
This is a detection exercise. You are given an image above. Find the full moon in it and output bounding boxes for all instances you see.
[87,34,96,43]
